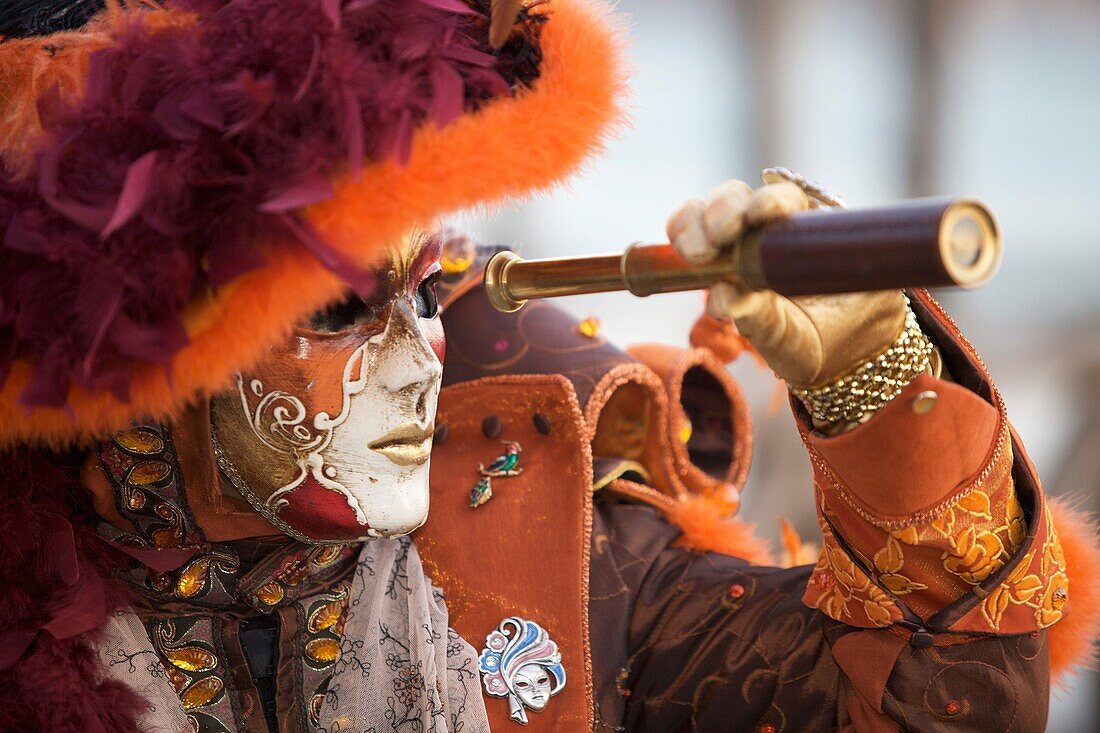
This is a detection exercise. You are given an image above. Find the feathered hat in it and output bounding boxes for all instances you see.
[0,0,626,446]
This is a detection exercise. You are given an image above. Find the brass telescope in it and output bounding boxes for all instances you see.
[483,197,1001,313]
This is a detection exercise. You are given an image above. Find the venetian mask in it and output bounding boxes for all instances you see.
[512,663,553,711]
[210,238,444,544]
[479,616,567,724]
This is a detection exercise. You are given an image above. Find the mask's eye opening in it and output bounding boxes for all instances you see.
[414,269,442,319]
[306,293,383,333]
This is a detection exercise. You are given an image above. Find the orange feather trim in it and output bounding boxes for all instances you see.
[1047,497,1100,684]
[0,0,628,447]
[665,494,774,566]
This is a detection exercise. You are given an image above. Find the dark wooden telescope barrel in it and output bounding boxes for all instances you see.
[483,197,1001,313]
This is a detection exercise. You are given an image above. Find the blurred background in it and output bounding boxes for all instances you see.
[461,0,1100,728]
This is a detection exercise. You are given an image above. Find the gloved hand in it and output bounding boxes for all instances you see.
[667,179,908,391]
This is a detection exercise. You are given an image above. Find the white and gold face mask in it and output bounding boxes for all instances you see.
[211,238,444,544]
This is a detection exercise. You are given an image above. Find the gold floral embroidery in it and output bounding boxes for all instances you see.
[1041,505,1066,576]
[980,550,1042,630]
[1035,505,1069,628]
[1005,490,1027,548]
[930,506,957,541]
[942,526,1007,584]
[955,489,993,520]
[873,536,928,595]
[807,500,901,628]
[863,585,896,626]
[890,526,920,546]
[808,438,1070,634]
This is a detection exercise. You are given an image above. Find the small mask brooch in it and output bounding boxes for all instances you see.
[478,616,566,724]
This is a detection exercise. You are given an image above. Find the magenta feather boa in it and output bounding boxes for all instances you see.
[0,448,147,732]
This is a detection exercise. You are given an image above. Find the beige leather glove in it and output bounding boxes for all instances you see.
[667,179,907,390]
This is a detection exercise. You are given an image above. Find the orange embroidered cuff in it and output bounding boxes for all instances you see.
[799,291,1069,635]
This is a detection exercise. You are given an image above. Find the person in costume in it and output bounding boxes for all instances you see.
[0,2,1097,733]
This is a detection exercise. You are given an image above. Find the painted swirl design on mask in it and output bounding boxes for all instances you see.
[231,338,376,525]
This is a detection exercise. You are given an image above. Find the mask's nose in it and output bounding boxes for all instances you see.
[373,300,443,422]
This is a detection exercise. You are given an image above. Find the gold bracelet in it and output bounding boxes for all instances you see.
[790,300,933,424]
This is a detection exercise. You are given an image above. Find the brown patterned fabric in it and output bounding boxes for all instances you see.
[589,499,1051,732]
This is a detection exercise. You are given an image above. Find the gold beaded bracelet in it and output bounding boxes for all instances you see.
[789,300,934,424]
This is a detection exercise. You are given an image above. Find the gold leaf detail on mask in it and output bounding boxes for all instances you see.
[114,428,164,455]
[127,489,146,509]
[128,460,171,486]
[166,646,217,673]
[181,676,224,710]
[305,638,341,664]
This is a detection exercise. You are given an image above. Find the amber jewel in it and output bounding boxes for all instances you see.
[254,582,285,606]
[305,638,341,664]
[181,676,224,710]
[166,646,217,673]
[114,428,164,455]
[128,460,171,486]
[308,598,348,633]
[176,558,212,598]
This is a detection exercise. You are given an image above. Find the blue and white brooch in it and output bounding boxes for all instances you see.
[478,616,566,725]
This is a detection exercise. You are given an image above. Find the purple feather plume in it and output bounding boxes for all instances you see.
[0,0,543,408]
